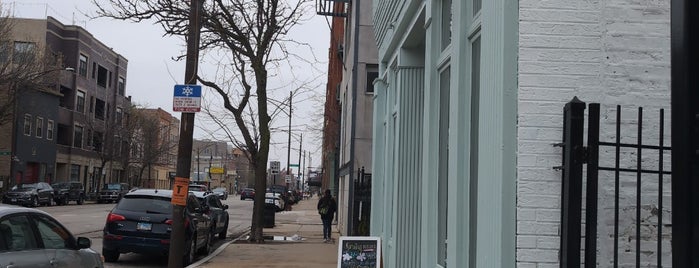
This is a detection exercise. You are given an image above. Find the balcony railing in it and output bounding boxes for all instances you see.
[316,0,349,17]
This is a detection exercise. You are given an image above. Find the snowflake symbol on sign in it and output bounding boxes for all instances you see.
[182,86,194,96]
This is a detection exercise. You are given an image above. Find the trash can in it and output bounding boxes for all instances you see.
[263,203,276,228]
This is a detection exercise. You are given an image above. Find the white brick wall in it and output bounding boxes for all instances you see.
[517,0,671,267]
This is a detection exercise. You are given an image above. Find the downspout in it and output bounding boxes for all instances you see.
[347,0,361,236]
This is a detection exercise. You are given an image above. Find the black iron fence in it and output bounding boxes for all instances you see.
[352,166,371,236]
[558,97,671,267]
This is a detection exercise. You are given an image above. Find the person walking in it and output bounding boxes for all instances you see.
[317,189,337,243]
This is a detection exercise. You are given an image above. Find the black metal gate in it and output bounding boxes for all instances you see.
[559,97,671,267]
[351,167,371,236]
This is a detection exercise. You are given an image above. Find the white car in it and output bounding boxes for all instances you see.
[265,192,285,211]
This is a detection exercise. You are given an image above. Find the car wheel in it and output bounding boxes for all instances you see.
[31,196,39,207]
[199,228,212,255]
[77,195,84,205]
[103,248,119,262]
[183,237,196,265]
[219,221,228,239]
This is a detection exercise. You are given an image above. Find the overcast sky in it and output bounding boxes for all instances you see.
[11,0,331,170]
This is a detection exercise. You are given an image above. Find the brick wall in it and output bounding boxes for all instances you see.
[517,0,671,266]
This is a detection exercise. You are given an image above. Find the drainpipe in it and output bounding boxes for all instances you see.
[347,0,361,236]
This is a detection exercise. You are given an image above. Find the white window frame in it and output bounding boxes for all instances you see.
[47,120,54,140]
[35,117,43,138]
[23,114,32,136]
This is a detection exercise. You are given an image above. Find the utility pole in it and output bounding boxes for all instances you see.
[168,0,202,266]
[286,91,292,189]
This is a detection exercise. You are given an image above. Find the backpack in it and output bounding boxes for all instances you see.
[318,199,329,215]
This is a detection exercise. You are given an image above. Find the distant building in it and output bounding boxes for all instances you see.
[191,139,229,189]
[133,108,179,189]
[0,16,131,193]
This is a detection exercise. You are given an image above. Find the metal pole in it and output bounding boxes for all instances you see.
[298,134,302,190]
[286,91,292,189]
[168,0,202,266]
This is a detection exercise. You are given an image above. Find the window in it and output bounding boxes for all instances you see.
[0,215,38,251]
[47,120,54,140]
[70,164,80,181]
[35,117,43,138]
[95,98,105,120]
[366,65,379,93]
[441,0,452,50]
[23,114,31,136]
[86,129,92,148]
[474,0,481,15]
[76,90,85,113]
[97,65,108,88]
[13,41,35,63]
[108,71,112,88]
[34,216,70,249]
[116,107,123,124]
[89,96,94,113]
[92,131,103,152]
[118,77,125,96]
[73,125,83,148]
[437,66,450,267]
[78,54,88,77]
[0,42,10,62]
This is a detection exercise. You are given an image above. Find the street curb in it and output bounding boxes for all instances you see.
[187,227,251,268]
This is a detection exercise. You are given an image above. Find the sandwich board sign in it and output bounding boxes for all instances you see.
[337,236,381,268]
[173,84,202,112]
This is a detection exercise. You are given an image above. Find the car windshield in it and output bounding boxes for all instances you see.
[116,195,172,214]
[52,183,70,189]
[104,184,122,190]
[189,185,206,191]
[12,183,38,190]
[212,188,225,193]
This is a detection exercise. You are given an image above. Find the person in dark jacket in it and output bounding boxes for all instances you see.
[317,189,337,243]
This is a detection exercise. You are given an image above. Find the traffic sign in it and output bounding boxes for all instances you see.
[0,151,10,156]
[289,164,300,167]
[270,161,280,174]
[173,84,202,112]
[171,177,189,206]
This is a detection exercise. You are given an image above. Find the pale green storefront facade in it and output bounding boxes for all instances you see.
[371,0,518,267]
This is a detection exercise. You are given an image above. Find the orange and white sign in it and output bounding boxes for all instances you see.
[171,177,189,206]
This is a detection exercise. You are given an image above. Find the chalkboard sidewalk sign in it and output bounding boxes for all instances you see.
[337,236,381,268]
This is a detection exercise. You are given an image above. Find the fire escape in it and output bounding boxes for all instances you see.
[315,0,348,17]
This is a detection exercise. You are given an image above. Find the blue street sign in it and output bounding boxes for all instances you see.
[174,84,202,97]
[173,84,202,112]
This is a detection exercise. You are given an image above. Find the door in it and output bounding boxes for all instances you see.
[33,215,83,267]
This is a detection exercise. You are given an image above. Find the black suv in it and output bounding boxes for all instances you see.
[97,183,130,203]
[52,182,85,205]
[2,182,54,207]
[102,189,212,265]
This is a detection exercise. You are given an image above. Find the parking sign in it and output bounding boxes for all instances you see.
[173,84,202,112]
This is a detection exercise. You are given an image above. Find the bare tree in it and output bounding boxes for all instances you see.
[0,8,61,125]
[128,108,178,188]
[93,0,314,242]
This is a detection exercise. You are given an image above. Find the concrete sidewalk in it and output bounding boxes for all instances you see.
[195,196,339,268]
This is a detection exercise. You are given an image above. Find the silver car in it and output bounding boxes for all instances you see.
[0,204,103,267]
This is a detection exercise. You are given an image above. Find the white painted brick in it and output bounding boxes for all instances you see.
[516,249,559,263]
[517,0,671,267]
[517,235,538,248]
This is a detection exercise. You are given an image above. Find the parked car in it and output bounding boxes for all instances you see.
[2,182,54,207]
[192,191,229,239]
[102,188,211,265]
[211,187,228,200]
[240,188,255,200]
[265,192,285,212]
[97,183,130,203]
[0,204,103,267]
[52,182,85,205]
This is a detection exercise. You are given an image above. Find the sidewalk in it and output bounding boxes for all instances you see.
[195,195,339,268]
